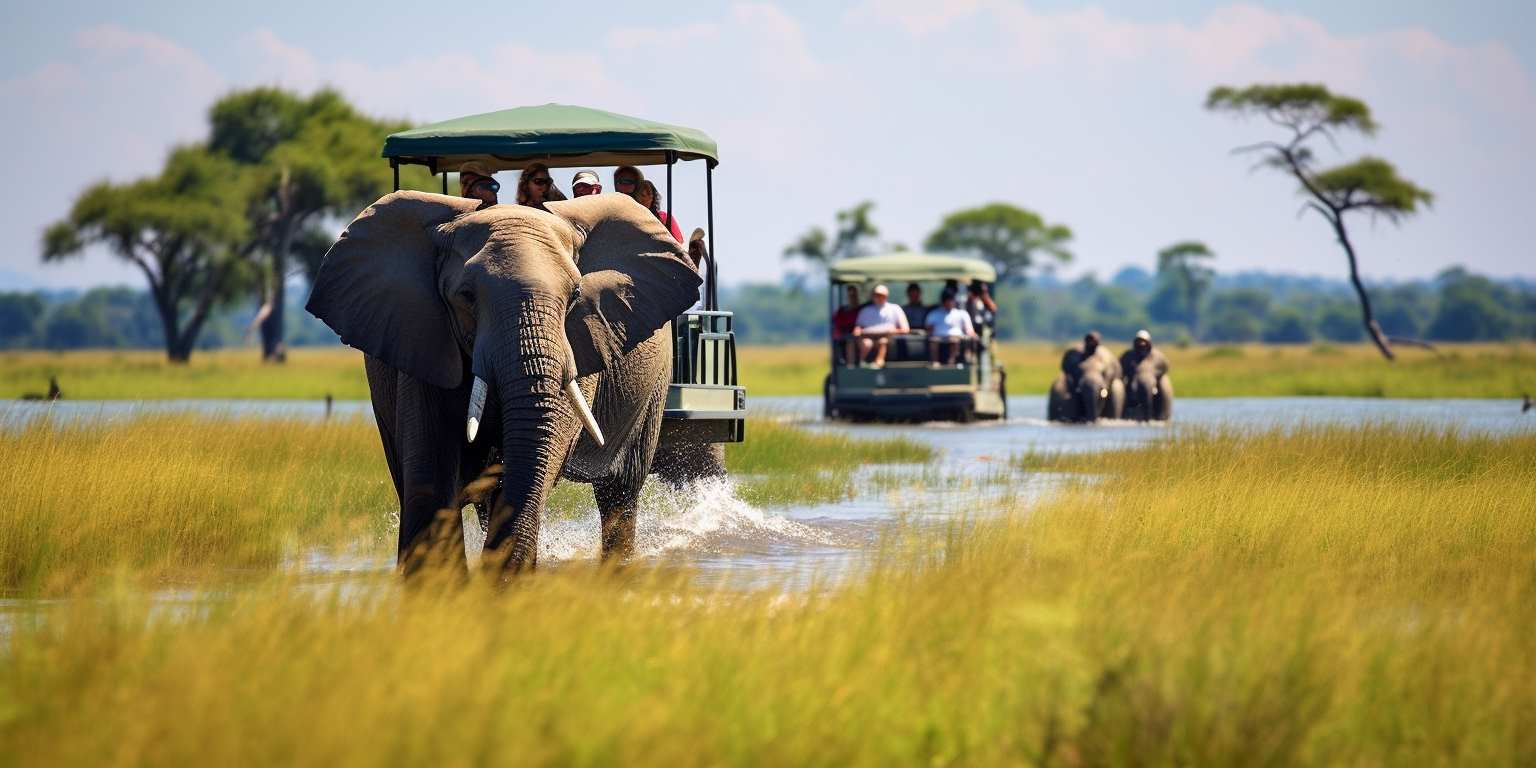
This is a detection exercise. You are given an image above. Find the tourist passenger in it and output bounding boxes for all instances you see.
[514,162,564,211]
[634,180,684,243]
[853,284,909,368]
[925,290,976,366]
[966,280,997,332]
[613,165,643,198]
[458,161,500,209]
[572,170,602,197]
[902,283,928,332]
[1119,329,1170,385]
[832,285,862,365]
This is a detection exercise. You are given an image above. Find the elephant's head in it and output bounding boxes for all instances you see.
[1073,352,1121,421]
[306,191,700,568]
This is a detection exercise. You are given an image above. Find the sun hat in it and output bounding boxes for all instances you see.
[458,161,495,179]
[572,170,600,186]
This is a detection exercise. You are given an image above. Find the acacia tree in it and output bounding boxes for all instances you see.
[783,201,882,274]
[1207,83,1433,360]
[42,147,255,362]
[1148,240,1216,335]
[209,88,405,362]
[924,203,1072,284]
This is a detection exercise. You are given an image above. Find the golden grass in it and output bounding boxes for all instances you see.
[0,416,929,592]
[2,424,1532,764]
[0,414,391,592]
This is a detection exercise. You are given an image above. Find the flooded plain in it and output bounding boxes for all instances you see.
[6,394,1533,590]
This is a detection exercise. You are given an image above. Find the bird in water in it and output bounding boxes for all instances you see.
[1524,393,1532,414]
[20,376,61,401]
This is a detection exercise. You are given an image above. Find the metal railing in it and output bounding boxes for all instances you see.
[671,310,738,387]
[832,333,982,366]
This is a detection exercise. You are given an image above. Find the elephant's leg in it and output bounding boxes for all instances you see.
[594,477,641,561]
[394,371,468,576]
[364,355,404,506]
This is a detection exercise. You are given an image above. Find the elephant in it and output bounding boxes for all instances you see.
[306,190,703,577]
[1048,340,1124,423]
[1120,343,1173,422]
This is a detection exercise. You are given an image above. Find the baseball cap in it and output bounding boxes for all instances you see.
[1135,329,1152,342]
[458,161,495,179]
[572,170,600,187]
[872,284,890,297]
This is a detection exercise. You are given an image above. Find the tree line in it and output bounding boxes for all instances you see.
[42,88,433,362]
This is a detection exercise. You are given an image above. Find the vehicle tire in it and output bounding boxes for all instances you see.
[999,370,1008,420]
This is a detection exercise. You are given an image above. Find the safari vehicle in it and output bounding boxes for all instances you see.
[822,253,1007,422]
[381,104,745,444]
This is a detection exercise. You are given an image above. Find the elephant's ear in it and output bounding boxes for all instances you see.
[544,194,702,375]
[305,191,482,389]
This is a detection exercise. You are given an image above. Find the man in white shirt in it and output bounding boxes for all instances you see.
[925,289,977,366]
[852,284,909,368]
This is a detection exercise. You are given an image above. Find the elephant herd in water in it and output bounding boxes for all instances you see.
[1048,329,1174,423]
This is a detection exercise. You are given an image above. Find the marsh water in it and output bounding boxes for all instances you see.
[6,396,1535,589]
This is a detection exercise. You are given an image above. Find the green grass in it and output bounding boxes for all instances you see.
[0,415,930,592]
[2,423,1532,764]
[745,341,1536,398]
[4,341,1532,399]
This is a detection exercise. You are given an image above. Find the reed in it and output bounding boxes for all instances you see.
[2,424,1530,764]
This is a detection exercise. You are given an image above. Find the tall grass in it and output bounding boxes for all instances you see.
[0,414,391,592]
[0,416,930,592]
[3,424,1532,764]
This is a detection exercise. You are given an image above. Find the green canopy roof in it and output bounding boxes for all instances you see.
[382,104,719,172]
[828,253,997,284]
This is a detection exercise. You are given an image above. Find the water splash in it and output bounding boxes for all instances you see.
[539,476,835,562]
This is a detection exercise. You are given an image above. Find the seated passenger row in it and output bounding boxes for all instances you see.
[832,280,998,368]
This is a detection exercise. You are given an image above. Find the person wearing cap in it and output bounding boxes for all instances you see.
[852,284,909,368]
[571,170,602,197]
[458,161,500,209]
[1119,329,1170,402]
[515,162,565,211]
[924,289,976,366]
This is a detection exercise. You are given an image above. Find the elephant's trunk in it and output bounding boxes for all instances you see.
[481,295,580,575]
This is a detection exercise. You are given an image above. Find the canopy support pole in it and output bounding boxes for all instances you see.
[391,159,399,192]
[441,172,447,195]
[706,162,717,310]
[665,151,674,235]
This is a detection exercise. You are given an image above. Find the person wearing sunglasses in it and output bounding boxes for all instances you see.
[571,169,602,197]
[515,162,564,211]
[458,161,501,209]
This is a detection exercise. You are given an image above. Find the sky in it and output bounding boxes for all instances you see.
[3,0,1533,291]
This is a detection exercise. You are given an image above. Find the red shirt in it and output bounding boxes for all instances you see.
[657,211,684,243]
[832,305,859,338]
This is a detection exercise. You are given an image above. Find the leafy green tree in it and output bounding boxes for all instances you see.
[1207,83,1433,360]
[0,293,43,348]
[1203,289,1270,342]
[1262,307,1313,343]
[1316,303,1366,342]
[43,147,255,362]
[924,203,1071,284]
[783,201,881,273]
[209,88,409,361]
[1147,241,1215,334]
[1427,272,1513,341]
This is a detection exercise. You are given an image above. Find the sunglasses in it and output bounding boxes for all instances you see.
[467,178,500,193]
[574,183,602,193]
[530,177,552,187]
[615,177,638,187]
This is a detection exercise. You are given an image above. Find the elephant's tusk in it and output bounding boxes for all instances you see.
[564,345,604,447]
[1100,388,1109,399]
[565,378,605,447]
[466,376,487,443]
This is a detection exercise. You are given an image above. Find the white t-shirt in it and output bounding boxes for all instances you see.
[855,301,909,333]
[925,306,975,338]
